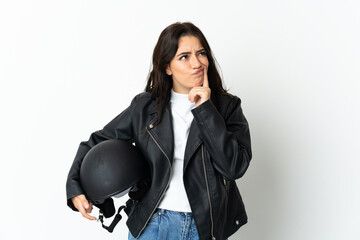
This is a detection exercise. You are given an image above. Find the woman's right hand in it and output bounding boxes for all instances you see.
[71,194,97,220]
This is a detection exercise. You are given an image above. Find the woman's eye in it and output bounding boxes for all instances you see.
[199,51,207,56]
[179,55,187,60]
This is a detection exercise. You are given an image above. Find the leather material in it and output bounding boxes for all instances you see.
[66,91,252,240]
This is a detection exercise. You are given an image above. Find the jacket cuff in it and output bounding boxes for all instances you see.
[191,99,220,121]
[67,198,78,212]
[66,185,85,212]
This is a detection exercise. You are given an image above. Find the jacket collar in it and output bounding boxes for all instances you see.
[147,104,174,161]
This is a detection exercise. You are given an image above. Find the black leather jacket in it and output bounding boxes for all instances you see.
[66,91,252,240]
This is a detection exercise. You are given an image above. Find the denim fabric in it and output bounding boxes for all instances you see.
[128,208,200,240]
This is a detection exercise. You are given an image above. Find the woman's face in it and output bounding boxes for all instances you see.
[166,35,209,94]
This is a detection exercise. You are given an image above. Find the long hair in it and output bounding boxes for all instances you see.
[145,22,228,126]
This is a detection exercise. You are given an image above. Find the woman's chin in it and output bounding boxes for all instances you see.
[193,79,204,87]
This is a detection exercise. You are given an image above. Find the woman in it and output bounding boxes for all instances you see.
[66,22,252,240]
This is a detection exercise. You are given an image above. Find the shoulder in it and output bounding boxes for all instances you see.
[128,91,155,113]
[212,91,241,115]
[213,91,240,104]
[131,91,153,104]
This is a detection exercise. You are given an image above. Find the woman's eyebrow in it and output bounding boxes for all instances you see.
[176,51,190,57]
[176,49,205,57]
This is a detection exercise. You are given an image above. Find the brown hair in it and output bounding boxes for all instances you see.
[145,22,227,126]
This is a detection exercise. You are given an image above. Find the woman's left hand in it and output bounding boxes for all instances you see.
[188,66,211,107]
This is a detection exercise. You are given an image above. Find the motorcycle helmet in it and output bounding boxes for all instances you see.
[80,139,150,232]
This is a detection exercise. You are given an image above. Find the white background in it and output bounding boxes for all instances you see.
[1,0,359,239]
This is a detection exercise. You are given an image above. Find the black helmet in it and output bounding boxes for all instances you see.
[80,139,150,232]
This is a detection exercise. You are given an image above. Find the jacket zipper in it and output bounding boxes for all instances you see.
[136,126,173,238]
[202,145,216,240]
[223,178,228,191]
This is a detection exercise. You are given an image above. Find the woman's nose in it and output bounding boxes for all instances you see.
[190,55,202,68]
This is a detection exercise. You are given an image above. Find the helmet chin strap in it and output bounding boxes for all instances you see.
[94,180,150,233]
[98,205,126,233]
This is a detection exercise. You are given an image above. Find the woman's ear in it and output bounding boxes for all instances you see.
[165,65,172,76]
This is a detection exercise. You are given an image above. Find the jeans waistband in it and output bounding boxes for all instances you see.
[155,208,193,216]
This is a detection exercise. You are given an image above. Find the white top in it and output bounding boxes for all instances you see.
[158,89,195,212]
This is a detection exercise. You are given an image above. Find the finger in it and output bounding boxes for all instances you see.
[188,88,202,104]
[79,206,97,220]
[189,88,211,106]
[86,203,93,213]
[188,87,198,102]
[74,195,96,220]
[190,95,200,103]
[79,195,90,210]
[74,201,96,220]
[189,87,203,101]
[189,87,210,100]
[202,65,209,88]
[81,198,93,214]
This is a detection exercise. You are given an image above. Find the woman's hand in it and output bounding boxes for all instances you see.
[71,194,97,220]
[188,66,211,107]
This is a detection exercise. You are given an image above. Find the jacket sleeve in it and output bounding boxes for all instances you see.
[191,96,252,181]
[65,96,136,211]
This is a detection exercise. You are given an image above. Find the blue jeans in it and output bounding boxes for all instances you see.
[128,208,200,240]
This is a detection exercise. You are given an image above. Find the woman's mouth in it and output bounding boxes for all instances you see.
[193,68,204,75]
